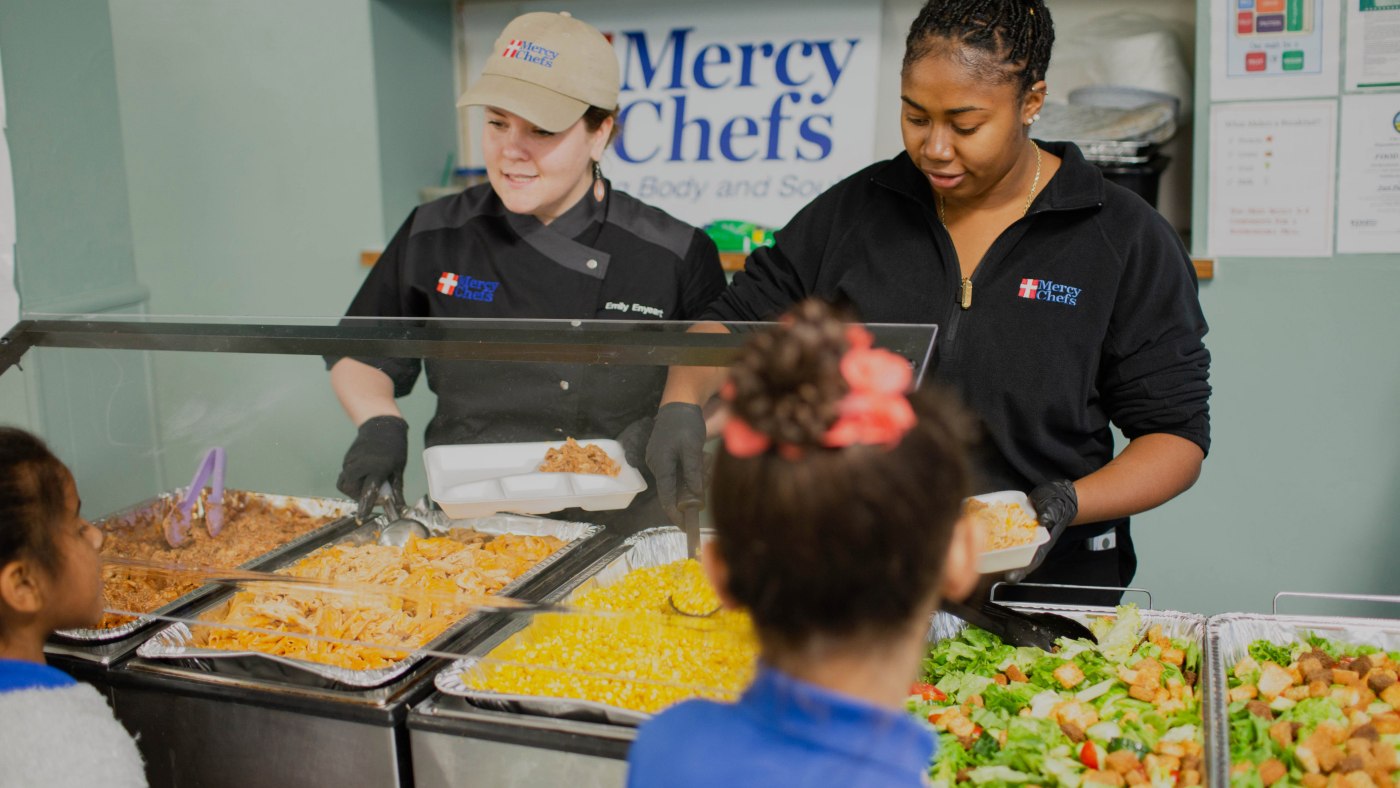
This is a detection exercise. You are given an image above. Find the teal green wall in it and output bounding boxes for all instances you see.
[106,0,384,318]
[101,0,446,501]
[0,0,144,312]
[0,0,159,513]
[370,0,459,237]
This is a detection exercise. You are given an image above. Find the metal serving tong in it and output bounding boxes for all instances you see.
[940,517,1097,651]
[373,481,429,547]
[941,594,1096,652]
[163,447,225,548]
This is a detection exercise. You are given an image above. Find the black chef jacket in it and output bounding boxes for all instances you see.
[336,180,725,447]
[704,142,1211,570]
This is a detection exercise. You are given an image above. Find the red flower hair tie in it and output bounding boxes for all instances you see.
[721,324,915,458]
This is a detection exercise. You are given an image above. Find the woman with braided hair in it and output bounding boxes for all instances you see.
[646,0,1210,602]
[628,300,981,787]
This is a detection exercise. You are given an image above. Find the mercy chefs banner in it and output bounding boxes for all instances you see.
[458,0,881,229]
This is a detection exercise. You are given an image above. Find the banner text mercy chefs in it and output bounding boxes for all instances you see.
[604,26,864,211]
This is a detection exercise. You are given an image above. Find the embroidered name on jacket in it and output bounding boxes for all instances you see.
[1018,278,1082,306]
[502,40,558,68]
[436,272,500,302]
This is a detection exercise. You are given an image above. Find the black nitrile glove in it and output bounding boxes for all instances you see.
[337,415,409,522]
[615,416,654,471]
[1006,479,1079,582]
[645,402,706,526]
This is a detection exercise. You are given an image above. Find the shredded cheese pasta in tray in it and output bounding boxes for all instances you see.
[195,530,565,671]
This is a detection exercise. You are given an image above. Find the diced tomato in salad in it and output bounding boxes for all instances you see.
[909,681,946,702]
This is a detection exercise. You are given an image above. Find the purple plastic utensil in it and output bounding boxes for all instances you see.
[203,448,226,537]
[162,448,226,548]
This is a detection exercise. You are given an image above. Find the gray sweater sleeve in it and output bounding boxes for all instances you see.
[0,684,148,788]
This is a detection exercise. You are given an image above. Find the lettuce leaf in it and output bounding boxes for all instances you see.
[1090,604,1143,662]
[982,683,1040,716]
[1247,640,1293,666]
[931,735,971,783]
[966,765,1034,784]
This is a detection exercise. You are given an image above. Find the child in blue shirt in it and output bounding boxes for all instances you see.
[628,300,980,787]
[0,427,147,787]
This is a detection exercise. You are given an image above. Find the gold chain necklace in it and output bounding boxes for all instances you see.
[938,140,1042,225]
[941,141,1043,310]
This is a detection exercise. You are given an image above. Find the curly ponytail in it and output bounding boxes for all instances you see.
[711,300,976,653]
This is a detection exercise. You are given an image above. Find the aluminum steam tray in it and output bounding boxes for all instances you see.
[137,513,604,690]
[435,526,713,726]
[53,490,357,644]
[1204,611,1400,785]
[935,603,1212,782]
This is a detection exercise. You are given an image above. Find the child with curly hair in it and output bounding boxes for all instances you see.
[628,300,980,787]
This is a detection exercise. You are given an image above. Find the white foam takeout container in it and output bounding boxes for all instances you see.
[424,440,647,519]
[969,490,1050,574]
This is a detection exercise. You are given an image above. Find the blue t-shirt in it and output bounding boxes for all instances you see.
[627,666,935,787]
[0,658,75,693]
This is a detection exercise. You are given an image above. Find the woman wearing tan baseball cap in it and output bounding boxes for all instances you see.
[327,12,725,530]
[457,10,628,221]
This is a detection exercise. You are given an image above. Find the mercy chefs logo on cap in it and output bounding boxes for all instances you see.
[1018,278,1082,306]
[501,39,559,68]
[437,272,500,303]
[458,13,619,133]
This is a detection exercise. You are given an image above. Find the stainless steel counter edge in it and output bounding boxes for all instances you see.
[114,653,445,727]
[409,694,635,761]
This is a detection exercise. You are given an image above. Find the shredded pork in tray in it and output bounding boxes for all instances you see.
[194,529,566,671]
[98,491,336,628]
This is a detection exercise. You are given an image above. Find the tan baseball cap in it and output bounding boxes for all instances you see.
[457,12,620,133]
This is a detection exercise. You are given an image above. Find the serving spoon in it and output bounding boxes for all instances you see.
[365,482,430,547]
[667,495,721,618]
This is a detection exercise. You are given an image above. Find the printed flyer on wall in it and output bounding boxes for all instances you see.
[1210,0,1341,100]
[1336,93,1400,253]
[458,0,880,229]
[1346,0,1400,90]
[1208,100,1337,256]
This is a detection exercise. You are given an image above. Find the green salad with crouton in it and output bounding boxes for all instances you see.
[1226,635,1400,787]
[907,605,1205,787]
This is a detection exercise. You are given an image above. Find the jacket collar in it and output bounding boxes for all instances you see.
[871,140,1105,215]
[500,180,611,280]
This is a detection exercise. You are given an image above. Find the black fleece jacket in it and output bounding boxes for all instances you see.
[705,142,1211,532]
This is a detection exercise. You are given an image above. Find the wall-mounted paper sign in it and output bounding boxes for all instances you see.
[1208,100,1337,257]
[1346,0,1400,91]
[1210,0,1341,101]
[1337,93,1400,254]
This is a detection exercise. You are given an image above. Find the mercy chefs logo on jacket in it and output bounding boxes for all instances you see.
[437,272,500,303]
[1018,278,1082,306]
